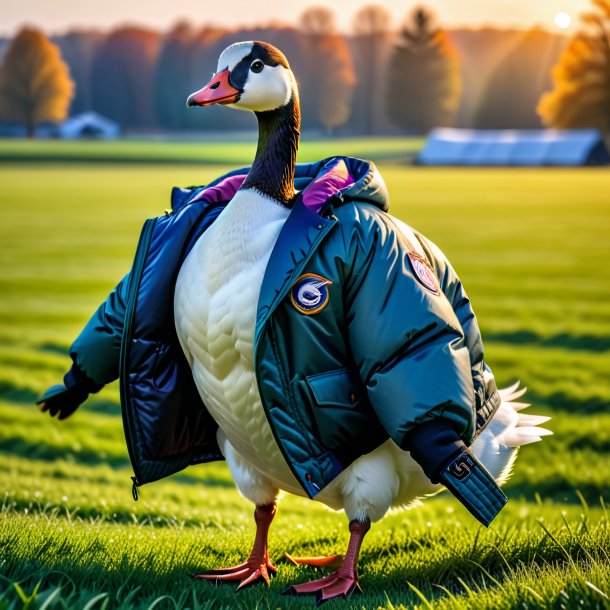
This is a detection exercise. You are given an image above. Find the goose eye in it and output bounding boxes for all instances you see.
[250,60,264,73]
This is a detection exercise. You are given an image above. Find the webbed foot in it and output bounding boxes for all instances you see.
[195,556,277,589]
[283,568,360,604]
[282,518,370,604]
[194,503,277,590]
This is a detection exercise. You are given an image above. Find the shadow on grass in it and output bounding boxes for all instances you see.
[0,438,129,469]
[525,390,610,414]
[486,330,610,353]
[0,382,39,404]
[38,341,70,356]
[506,481,609,508]
[568,436,610,453]
[0,380,119,415]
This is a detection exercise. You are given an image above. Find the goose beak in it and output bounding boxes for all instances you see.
[186,70,240,107]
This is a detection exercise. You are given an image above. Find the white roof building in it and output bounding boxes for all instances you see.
[59,112,120,140]
[418,129,610,166]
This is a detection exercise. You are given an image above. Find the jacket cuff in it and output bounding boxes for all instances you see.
[402,419,466,483]
[438,449,508,526]
[64,363,104,394]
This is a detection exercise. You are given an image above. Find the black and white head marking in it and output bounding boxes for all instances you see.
[216,41,295,112]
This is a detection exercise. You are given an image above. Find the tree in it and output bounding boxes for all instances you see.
[386,6,461,133]
[301,6,336,36]
[91,27,160,128]
[0,27,73,137]
[300,8,356,134]
[351,4,392,134]
[55,30,101,114]
[314,35,356,134]
[154,22,193,129]
[538,0,610,131]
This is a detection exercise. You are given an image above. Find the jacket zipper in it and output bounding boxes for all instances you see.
[119,218,156,500]
[254,219,338,498]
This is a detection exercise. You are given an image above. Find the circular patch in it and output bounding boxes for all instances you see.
[408,253,440,295]
[290,273,333,315]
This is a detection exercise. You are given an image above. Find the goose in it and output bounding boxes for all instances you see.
[174,41,552,603]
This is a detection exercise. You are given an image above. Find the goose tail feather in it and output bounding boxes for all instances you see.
[496,381,552,448]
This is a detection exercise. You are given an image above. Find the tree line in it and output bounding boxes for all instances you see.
[1,2,609,135]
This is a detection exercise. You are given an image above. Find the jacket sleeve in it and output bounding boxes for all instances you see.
[339,204,507,526]
[341,205,476,448]
[414,232,499,420]
[68,273,130,387]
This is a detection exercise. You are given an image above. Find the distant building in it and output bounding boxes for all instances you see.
[58,111,120,139]
[418,129,610,166]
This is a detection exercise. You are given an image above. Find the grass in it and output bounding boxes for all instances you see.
[0,136,424,165]
[0,140,609,608]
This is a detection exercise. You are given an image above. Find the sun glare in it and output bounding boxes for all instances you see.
[554,11,572,29]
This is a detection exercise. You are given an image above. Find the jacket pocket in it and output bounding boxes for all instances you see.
[306,368,362,409]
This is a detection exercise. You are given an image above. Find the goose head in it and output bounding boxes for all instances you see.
[187,41,301,207]
[187,41,297,113]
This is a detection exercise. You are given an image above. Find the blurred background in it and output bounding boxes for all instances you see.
[1,0,609,140]
[1,2,610,609]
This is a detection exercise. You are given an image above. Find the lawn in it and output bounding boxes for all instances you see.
[0,137,423,165]
[1,141,609,609]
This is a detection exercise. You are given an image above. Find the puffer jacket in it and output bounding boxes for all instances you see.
[65,156,502,514]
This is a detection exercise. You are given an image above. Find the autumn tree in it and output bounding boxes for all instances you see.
[91,27,160,128]
[538,0,610,131]
[300,7,356,134]
[351,4,392,134]
[301,6,336,36]
[386,6,461,133]
[0,27,73,137]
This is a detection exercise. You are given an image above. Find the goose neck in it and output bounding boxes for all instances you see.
[242,94,300,207]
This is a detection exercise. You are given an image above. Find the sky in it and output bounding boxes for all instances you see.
[1,0,594,36]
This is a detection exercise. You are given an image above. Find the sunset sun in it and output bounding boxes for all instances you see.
[554,11,573,29]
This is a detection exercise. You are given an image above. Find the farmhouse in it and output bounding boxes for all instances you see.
[58,111,120,139]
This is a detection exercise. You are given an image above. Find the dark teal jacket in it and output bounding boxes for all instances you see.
[68,157,500,500]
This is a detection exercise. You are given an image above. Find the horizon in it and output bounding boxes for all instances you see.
[1,0,592,37]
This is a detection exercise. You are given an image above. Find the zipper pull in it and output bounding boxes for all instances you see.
[131,476,140,501]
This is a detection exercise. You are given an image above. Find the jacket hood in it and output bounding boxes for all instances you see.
[171,156,389,214]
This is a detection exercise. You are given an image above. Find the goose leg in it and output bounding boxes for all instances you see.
[283,517,370,604]
[194,503,277,589]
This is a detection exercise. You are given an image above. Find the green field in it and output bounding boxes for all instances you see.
[0,137,423,165]
[1,140,610,609]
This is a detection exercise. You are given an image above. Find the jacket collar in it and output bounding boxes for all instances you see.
[176,156,389,348]
[180,155,389,213]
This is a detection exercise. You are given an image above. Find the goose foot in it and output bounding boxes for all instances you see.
[194,556,277,589]
[282,518,370,604]
[284,552,343,569]
[283,568,361,604]
[194,503,277,589]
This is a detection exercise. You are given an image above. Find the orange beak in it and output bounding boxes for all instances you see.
[186,70,240,107]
